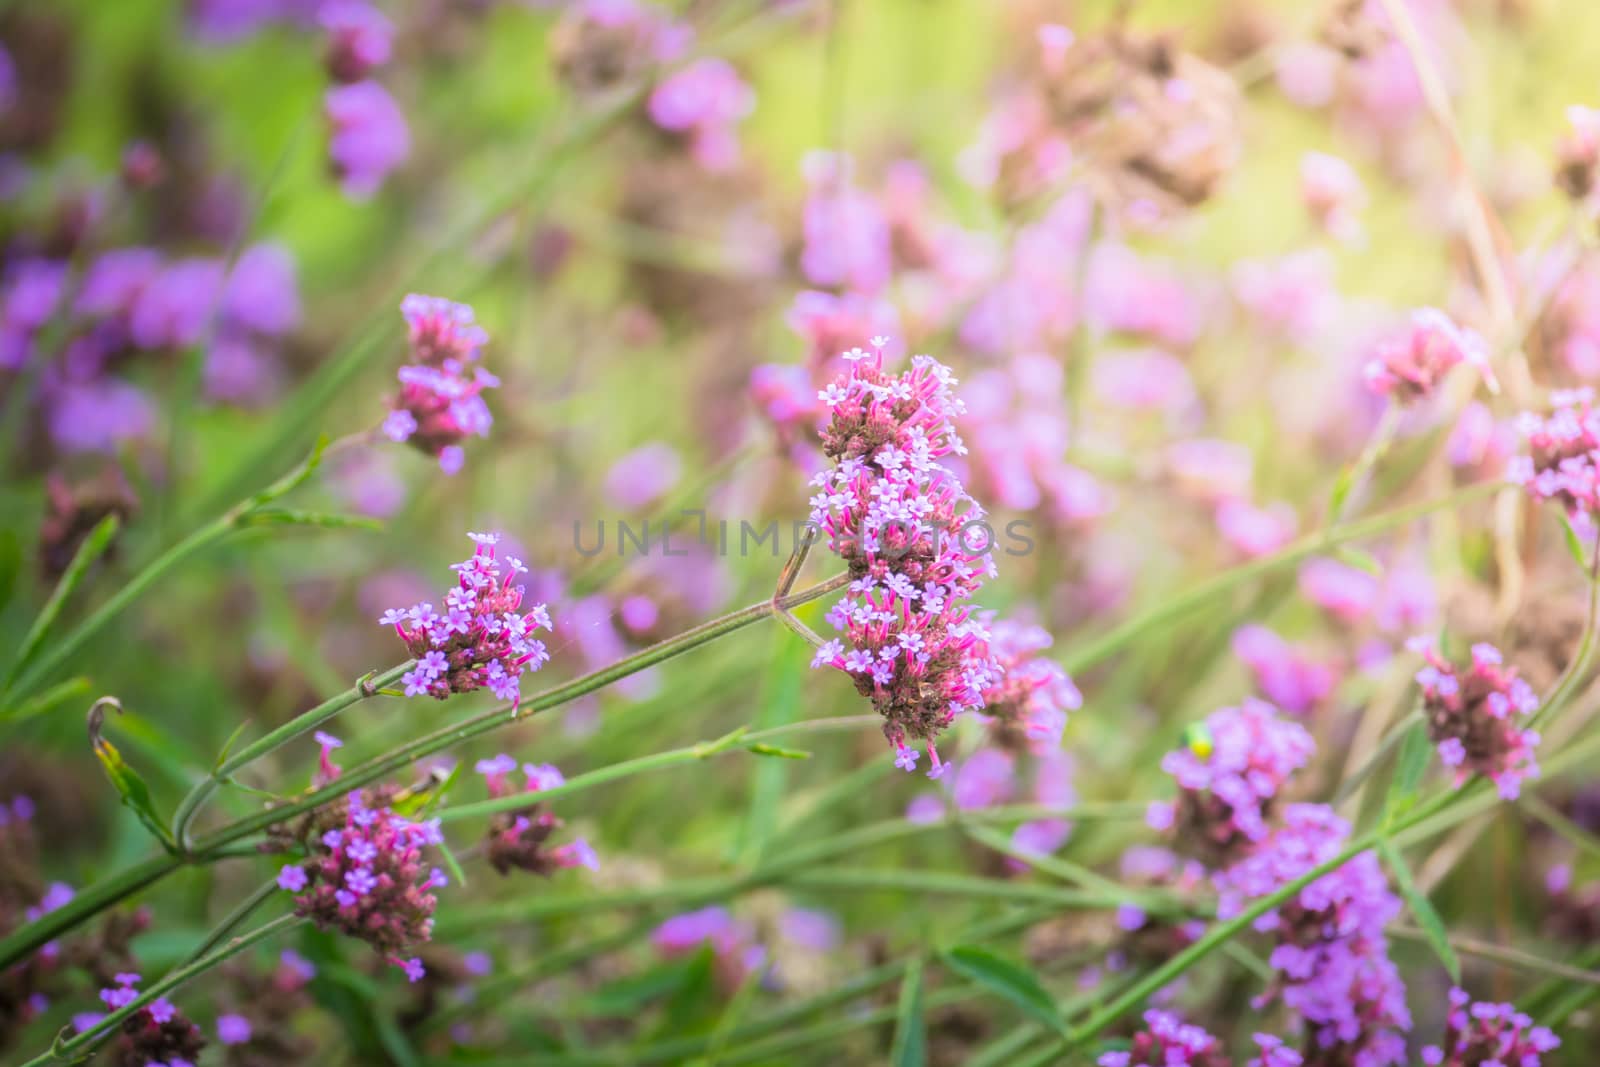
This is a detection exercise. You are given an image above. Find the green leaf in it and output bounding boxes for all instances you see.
[0,527,20,614]
[89,698,176,852]
[941,945,1065,1035]
[585,957,704,1016]
[0,676,91,725]
[1328,463,1357,519]
[1379,839,1460,983]
[890,958,928,1067]
[433,836,469,890]
[1333,545,1384,577]
[243,434,329,513]
[1562,514,1592,571]
[2,514,119,693]
[693,726,749,758]
[651,946,720,1038]
[1383,721,1432,825]
[747,743,811,759]
[236,508,383,531]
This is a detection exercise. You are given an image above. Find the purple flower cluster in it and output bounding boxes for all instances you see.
[321,1,392,82]
[978,619,1081,750]
[75,972,205,1067]
[1232,625,1337,717]
[321,1,407,197]
[1509,387,1600,527]
[1149,700,1314,868]
[1420,988,1559,1066]
[1,795,74,1029]
[1097,1010,1228,1067]
[473,755,598,877]
[1362,308,1491,402]
[1412,640,1541,799]
[807,339,1003,775]
[1,242,300,452]
[382,295,499,473]
[276,789,446,982]
[381,532,551,703]
[653,906,768,991]
[1214,804,1410,1067]
[648,58,754,172]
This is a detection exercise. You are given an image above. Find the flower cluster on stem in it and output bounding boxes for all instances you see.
[382,296,499,474]
[275,783,446,982]
[1420,988,1559,1066]
[807,338,1003,776]
[473,755,598,877]
[1412,639,1541,799]
[381,532,552,702]
[1148,700,1314,868]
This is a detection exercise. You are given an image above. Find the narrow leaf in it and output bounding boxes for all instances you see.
[891,958,928,1067]
[1379,839,1460,982]
[244,435,329,512]
[433,837,469,890]
[236,509,383,531]
[693,725,749,758]
[1328,464,1357,519]
[747,743,811,759]
[941,945,1064,1035]
[2,514,119,692]
[0,527,20,613]
[1383,721,1432,825]
[1562,514,1592,571]
[1334,545,1384,577]
[88,697,175,851]
[0,676,92,725]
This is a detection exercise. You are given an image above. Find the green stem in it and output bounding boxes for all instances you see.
[0,852,181,971]
[179,878,281,967]
[1332,708,1423,806]
[434,714,874,826]
[1061,481,1503,673]
[19,913,301,1067]
[435,801,1140,935]
[172,661,414,851]
[192,573,852,852]
[0,574,853,969]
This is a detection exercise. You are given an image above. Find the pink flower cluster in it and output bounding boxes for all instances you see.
[807,339,1002,775]
[1421,989,1560,1066]
[383,295,499,474]
[276,789,446,982]
[381,533,551,703]
[1232,625,1337,717]
[648,58,754,172]
[1413,640,1541,799]
[1361,308,1490,402]
[321,1,407,198]
[1214,804,1410,1067]
[1509,387,1600,526]
[978,619,1081,750]
[653,906,768,991]
[1149,700,1314,868]
[474,755,598,877]
[1097,1011,1228,1067]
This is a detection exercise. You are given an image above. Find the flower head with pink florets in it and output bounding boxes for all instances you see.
[1412,639,1541,799]
[381,532,551,704]
[276,783,446,982]
[807,338,1004,777]
[473,754,598,877]
[383,296,499,474]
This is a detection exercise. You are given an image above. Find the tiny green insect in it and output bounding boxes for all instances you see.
[1179,723,1215,760]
